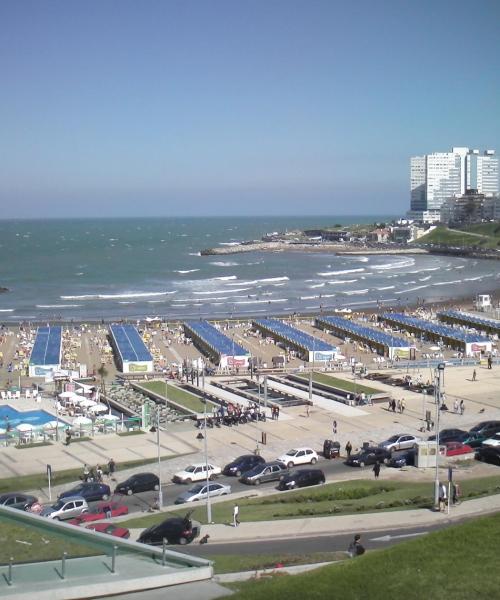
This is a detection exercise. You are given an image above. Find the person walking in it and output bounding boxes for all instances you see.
[83,463,90,483]
[397,399,402,413]
[460,400,465,415]
[401,399,406,413]
[65,429,72,446]
[488,356,492,370]
[233,503,240,527]
[453,400,459,414]
[332,420,337,435]
[373,461,381,479]
[439,482,447,512]
[345,440,352,458]
[107,458,116,480]
[472,369,477,382]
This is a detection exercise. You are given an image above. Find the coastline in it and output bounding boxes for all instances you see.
[200,241,429,256]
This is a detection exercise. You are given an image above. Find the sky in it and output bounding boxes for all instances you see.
[1,0,499,218]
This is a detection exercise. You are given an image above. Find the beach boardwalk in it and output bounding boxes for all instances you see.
[109,324,153,373]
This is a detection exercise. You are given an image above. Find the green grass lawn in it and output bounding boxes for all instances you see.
[0,521,102,564]
[226,512,500,599]
[212,551,346,574]
[416,225,500,249]
[140,380,208,413]
[297,372,381,395]
[121,476,500,529]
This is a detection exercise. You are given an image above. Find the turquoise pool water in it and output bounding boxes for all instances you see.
[0,405,56,427]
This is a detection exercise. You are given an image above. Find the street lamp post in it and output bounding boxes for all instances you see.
[434,362,445,509]
[156,408,163,509]
[202,373,212,523]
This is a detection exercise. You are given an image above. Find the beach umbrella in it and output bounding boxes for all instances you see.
[59,391,76,399]
[79,398,97,408]
[335,354,346,360]
[98,413,119,422]
[428,345,441,351]
[70,394,88,405]
[88,403,108,413]
[72,416,92,426]
[16,423,34,432]
[43,420,66,430]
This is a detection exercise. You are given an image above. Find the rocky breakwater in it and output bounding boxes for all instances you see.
[0,287,8,293]
[200,241,346,255]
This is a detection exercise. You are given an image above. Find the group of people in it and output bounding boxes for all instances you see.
[388,398,406,413]
[82,458,116,483]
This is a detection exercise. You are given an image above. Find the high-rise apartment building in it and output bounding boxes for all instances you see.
[408,147,498,222]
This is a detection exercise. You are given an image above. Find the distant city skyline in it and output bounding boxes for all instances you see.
[1,0,499,218]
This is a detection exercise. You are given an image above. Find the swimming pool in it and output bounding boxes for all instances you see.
[0,405,58,427]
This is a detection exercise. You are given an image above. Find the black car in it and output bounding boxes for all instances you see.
[476,446,500,466]
[387,449,416,468]
[115,472,160,495]
[240,461,288,485]
[278,469,325,491]
[346,447,390,467]
[137,512,200,546]
[469,421,500,438]
[0,493,38,511]
[59,482,111,502]
[428,428,467,444]
[222,454,265,477]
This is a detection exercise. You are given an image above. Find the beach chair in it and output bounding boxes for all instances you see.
[6,391,12,400]
[25,389,31,399]
[15,391,21,400]
[1,391,6,401]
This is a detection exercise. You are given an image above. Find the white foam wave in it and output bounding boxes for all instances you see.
[309,283,325,289]
[371,258,415,271]
[318,268,364,276]
[376,286,395,291]
[219,242,240,246]
[0,309,14,312]
[226,276,289,286]
[419,276,431,281]
[395,285,430,294]
[327,279,358,285]
[36,304,82,309]
[301,295,319,300]
[188,252,201,256]
[193,288,250,295]
[175,269,200,274]
[432,280,462,287]
[210,261,239,267]
[234,298,287,305]
[343,289,369,295]
[464,276,483,282]
[211,275,237,281]
[60,291,177,300]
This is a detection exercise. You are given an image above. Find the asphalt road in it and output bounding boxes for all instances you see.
[95,455,359,514]
[178,522,449,559]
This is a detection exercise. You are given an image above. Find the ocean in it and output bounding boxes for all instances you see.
[0,216,497,322]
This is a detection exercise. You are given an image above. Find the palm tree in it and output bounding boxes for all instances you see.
[97,364,108,398]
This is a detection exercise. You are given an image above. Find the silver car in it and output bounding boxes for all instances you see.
[40,496,89,520]
[379,434,421,452]
[174,482,231,504]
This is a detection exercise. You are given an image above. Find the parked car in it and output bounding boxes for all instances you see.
[277,469,325,491]
[0,493,38,511]
[378,434,420,452]
[240,461,288,485]
[428,428,467,444]
[387,449,416,468]
[172,463,221,484]
[482,433,500,448]
[276,447,319,468]
[59,482,111,502]
[442,441,473,456]
[40,496,89,520]
[469,421,500,438]
[174,482,231,504]
[137,512,200,546]
[457,431,486,448]
[346,447,390,467]
[476,446,500,466]
[68,501,128,524]
[222,454,265,477]
[115,473,160,495]
[86,523,130,539]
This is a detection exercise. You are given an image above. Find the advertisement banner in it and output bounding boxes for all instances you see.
[313,351,335,362]
[129,363,149,372]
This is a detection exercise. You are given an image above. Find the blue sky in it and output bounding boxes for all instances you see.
[1,0,499,218]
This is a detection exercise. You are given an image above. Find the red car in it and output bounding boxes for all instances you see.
[68,501,128,524]
[86,523,130,539]
[443,441,473,456]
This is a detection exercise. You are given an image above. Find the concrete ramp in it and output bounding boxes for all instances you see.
[266,379,367,417]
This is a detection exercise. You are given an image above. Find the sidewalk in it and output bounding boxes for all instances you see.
[129,493,500,544]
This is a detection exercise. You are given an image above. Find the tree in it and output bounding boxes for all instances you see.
[97,364,108,398]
